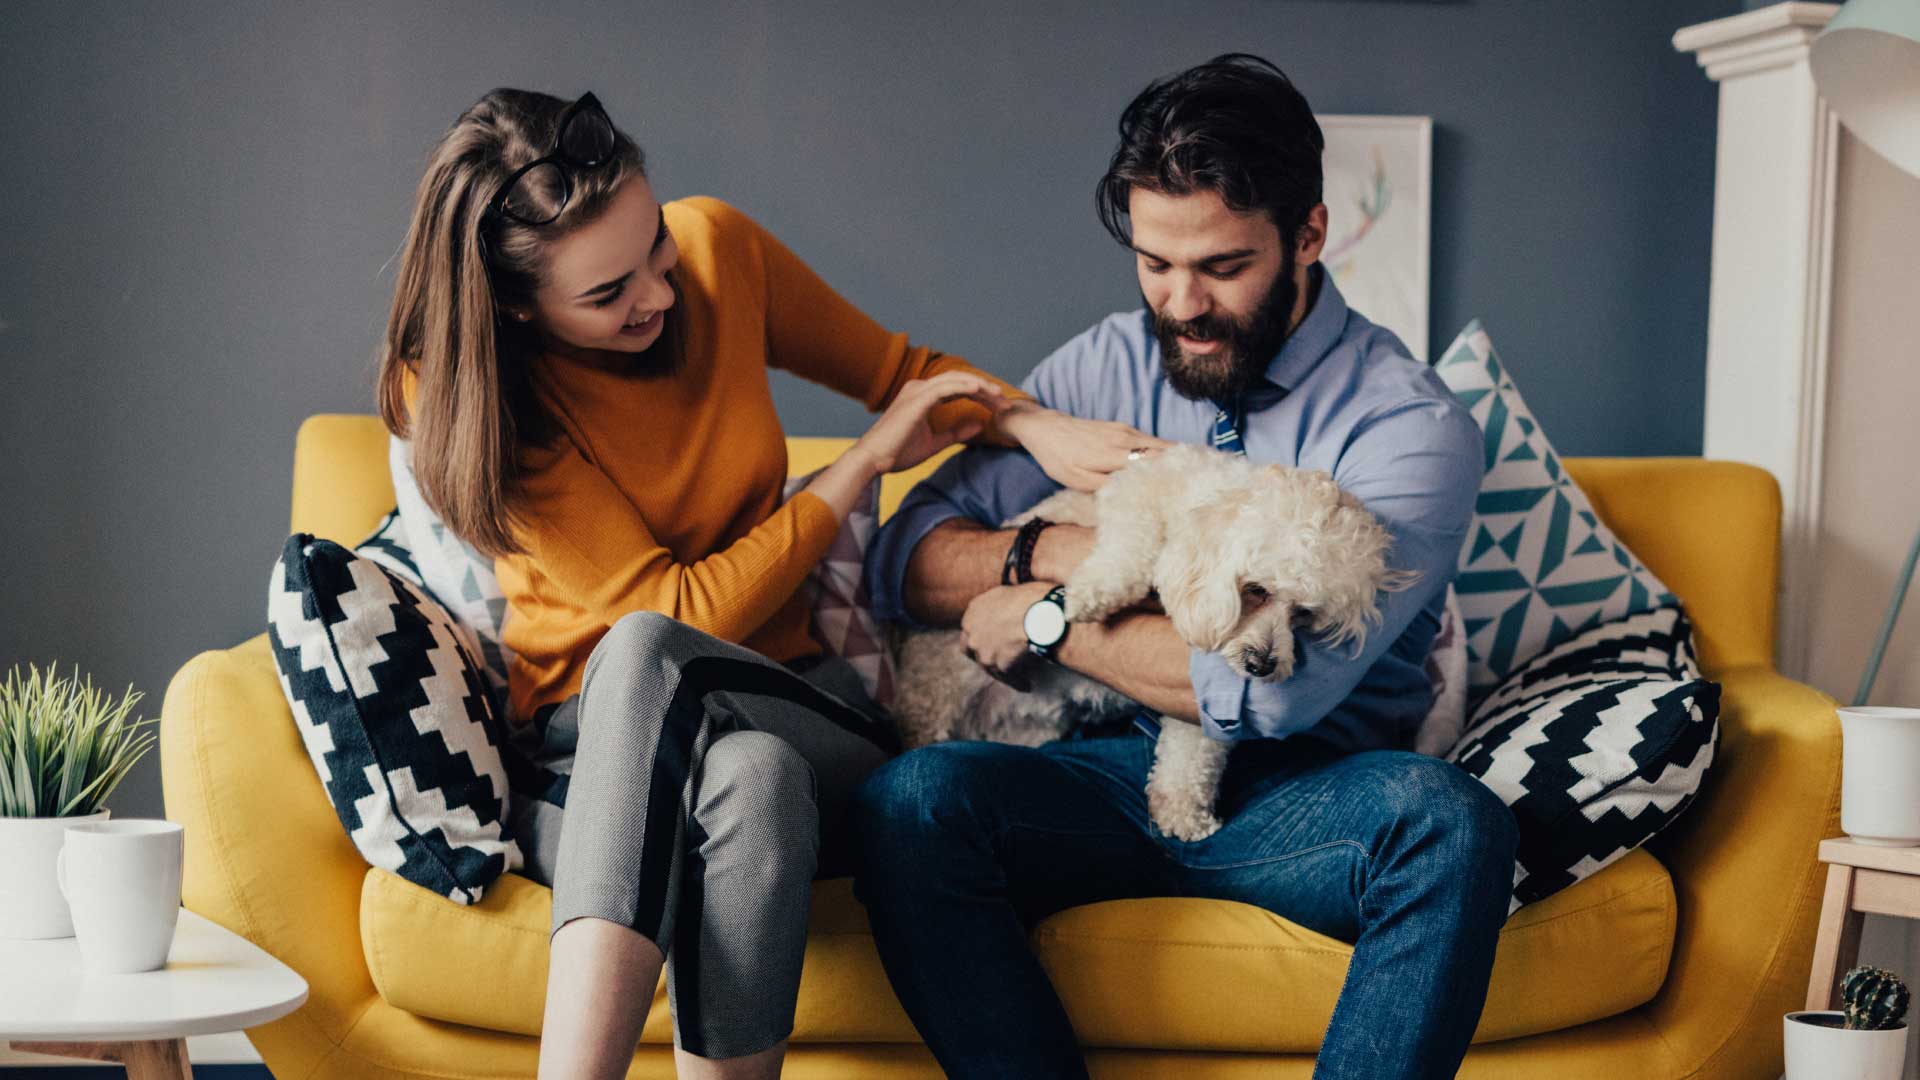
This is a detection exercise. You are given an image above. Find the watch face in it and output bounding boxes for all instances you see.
[1024,596,1067,648]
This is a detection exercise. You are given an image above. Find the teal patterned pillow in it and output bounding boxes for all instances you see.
[1435,320,1677,700]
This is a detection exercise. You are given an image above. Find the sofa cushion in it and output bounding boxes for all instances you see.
[1435,320,1677,699]
[361,846,1674,1052]
[268,535,522,904]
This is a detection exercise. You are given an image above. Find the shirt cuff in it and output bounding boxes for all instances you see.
[1192,646,1250,741]
[864,499,969,628]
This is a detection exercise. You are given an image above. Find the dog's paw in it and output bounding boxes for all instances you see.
[1063,584,1130,624]
[1148,792,1223,842]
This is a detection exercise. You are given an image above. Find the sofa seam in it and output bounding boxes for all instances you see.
[1671,665,1841,1079]
[187,650,359,1070]
[1030,870,1675,953]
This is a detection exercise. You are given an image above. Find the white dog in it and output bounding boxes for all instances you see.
[891,443,1413,841]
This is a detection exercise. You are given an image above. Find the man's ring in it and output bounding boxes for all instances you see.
[1127,447,1150,462]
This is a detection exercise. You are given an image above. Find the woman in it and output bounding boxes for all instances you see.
[377,88,1166,1080]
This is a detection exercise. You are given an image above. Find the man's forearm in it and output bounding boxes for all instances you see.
[1053,610,1202,725]
[901,519,1014,626]
[902,519,1096,627]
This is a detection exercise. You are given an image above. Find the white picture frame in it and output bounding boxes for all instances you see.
[1316,115,1433,361]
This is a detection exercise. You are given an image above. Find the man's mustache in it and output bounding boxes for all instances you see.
[1156,313,1232,343]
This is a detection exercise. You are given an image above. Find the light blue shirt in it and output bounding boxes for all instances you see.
[865,267,1483,753]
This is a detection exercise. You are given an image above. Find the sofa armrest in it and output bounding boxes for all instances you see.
[1640,665,1841,1077]
[161,634,384,1077]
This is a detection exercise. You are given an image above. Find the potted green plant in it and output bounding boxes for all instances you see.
[1786,966,1911,1079]
[0,663,155,939]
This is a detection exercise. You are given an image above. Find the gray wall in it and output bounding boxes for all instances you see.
[0,0,1731,819]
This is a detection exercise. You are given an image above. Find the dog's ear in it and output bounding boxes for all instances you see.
[1158,501,1244,651]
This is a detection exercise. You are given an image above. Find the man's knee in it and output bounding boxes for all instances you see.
[1373,753,1518,872]
[854,742,1007,838]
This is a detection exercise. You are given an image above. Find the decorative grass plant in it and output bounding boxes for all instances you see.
[0,663,155,818]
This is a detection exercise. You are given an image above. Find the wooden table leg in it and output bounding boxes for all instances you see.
[120,1039,193,1080]
[1807,863,1868,1010]
[6,1038,191,1079]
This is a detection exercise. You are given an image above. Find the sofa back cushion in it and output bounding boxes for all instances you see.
[293,417,1779,678]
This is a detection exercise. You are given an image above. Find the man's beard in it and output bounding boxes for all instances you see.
[1151,252,1299,403]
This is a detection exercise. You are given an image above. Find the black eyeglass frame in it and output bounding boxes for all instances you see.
[484,92,618,228]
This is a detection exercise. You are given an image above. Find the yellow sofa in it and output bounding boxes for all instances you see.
[162,415,1841,1079]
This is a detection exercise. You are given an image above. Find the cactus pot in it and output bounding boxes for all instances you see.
[1784,1011,1907,1080]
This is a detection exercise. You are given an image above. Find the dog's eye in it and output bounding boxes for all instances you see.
[1242,583,1269,599]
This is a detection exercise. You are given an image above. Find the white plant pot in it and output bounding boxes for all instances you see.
[1839,707,1920,846]
[0,810,111,939]
[1785,1012,1908,1080]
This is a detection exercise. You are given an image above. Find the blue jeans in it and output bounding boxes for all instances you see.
[851,727,1519,1079]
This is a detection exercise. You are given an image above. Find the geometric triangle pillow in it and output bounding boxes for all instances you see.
[1434,320,1677,701]
[783,469,896,707]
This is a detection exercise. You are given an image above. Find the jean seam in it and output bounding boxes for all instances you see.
[1178,837,1371,872]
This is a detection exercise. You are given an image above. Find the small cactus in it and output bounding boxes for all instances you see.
[1841,965,1911,1031]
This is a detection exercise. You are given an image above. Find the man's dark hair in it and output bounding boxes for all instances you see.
[1096,53,1325,248]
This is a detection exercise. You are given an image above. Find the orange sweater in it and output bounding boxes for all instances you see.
[497,196,1021,723]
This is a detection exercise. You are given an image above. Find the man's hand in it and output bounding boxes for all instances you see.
[960,581,1057,687]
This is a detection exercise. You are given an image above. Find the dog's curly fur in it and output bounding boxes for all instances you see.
[891,444,1413,841]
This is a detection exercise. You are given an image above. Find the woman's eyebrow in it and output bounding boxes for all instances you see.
[576,272,633,301]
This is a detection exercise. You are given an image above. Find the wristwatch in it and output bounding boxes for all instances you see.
[1023,585,1070,661]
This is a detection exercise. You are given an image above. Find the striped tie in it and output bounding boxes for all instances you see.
[1211,399,1248,457]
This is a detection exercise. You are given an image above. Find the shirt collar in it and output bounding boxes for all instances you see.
[1255,262,1347,400]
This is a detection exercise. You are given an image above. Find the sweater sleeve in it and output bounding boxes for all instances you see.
[689,197,1029,442]
[509,438,842,642]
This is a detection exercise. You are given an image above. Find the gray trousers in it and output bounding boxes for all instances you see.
[505,610,895,1059]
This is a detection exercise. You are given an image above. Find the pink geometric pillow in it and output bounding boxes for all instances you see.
[782,470,895,706]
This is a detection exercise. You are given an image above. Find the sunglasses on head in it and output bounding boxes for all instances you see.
[485,92,619,228]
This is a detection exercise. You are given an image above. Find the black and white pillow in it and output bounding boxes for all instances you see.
[1448,605,1720,913]
[267,533,522,904]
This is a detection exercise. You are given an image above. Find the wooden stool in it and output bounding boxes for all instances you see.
[1807,838,1920,1010]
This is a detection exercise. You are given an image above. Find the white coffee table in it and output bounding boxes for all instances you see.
[1,908,308,1078]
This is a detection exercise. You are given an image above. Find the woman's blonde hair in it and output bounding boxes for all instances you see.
[377,88,661,556]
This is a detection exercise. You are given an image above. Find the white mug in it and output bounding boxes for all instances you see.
[1839,707,1920,846]
[56,819,184,974]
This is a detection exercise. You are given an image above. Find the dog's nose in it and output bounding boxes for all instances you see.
[1244,653,1276,678]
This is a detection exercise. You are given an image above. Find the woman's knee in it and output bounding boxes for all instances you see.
[593,609,683,666]
[696,732,819,861]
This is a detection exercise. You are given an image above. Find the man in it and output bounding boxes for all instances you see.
[853,54,1517,1079]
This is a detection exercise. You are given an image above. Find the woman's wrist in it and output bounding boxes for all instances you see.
[994,399,1051,444]
[840,439,890,483]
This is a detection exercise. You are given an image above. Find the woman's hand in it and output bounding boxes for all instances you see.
[805,372,1003,521]
[995,400,1175,493]
[850,371,1005,476]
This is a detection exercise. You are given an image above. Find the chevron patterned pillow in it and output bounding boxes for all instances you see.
[1449,605,1720,913]
[267,534,523,904]
[1435,320,1677,700]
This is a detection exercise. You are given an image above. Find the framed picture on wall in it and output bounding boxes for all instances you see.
[1316,115,1432,360]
